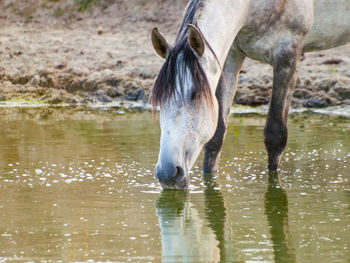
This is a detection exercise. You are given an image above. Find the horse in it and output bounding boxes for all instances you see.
[151,0,350,189]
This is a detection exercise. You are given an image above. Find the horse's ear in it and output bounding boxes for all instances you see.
[151,27,169,59]
[188,24,205,57]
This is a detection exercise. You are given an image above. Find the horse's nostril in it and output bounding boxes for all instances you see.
[177,166,185,176]
[171,166,185,183]
[155,163,186,185]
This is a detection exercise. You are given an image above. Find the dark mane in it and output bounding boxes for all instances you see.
[150,0,212,108]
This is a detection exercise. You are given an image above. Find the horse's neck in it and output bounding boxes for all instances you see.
[197,0,249,64]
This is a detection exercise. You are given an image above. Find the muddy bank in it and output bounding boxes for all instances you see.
[0,0,349,108]
[235,50,350,108]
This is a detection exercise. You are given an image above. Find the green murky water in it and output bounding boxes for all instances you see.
[0,107,349,263]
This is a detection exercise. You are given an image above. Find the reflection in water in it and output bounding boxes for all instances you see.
[155,174,228,263]
[1,109,349,262]
[203,173,227,262]
[265,173,296,263]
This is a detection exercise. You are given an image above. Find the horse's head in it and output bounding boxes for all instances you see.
[151,25,221,189]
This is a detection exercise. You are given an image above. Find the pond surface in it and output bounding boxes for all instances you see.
[0,107,349,263]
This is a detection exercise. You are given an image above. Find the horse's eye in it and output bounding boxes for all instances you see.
[190,91,197,101]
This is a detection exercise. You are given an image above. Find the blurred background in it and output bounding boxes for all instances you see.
[0,0,349,108]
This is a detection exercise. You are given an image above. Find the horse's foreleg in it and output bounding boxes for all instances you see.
[265,38,304,171]
[203,48,245,173]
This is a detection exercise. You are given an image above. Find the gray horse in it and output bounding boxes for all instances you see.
[151,0,350,189]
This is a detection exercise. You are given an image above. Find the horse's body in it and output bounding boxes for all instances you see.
[151,0,350,189]
[305,0,350,51]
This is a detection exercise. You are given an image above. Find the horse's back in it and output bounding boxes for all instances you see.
[304,0,350,51]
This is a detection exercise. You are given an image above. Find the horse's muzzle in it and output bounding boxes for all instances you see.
[155,163,188,189]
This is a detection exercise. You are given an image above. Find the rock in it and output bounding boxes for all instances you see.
[13,50,23,56]
[30,75,41,86]
[70,66,89,76]
[248,84,265,91]
[89,72,101,80]
[261,75,272,85]
[48,96,63,104]
[235,86,251,99]
[105,77,122,87]
[54,63,67,70]
[95,90,113,103]
[304,97,326,108]
[303,78,312,86]
[47,95,77,104]
[322,59,343,65]
[37,69,51,77]
[18,86,27,93]
[89,69,113,80]
[328,91,339,99]
[126,88,144,101]
[100,69,113,78]
[82,80,99,92]
[317,79,338,92]
[106,87,123,98]
[44,75,54,88]
[40,76,47,86]
[255,89,271,97]
[81,97,94,104]
[2,81,13,88]
[97,94,113,103]
[97,26,104,35]
[123,80,140,91]
[291,99,303,107]
[293,88,312,99]
[234,95,269,106]
[238,75,249,85]
[66,79,83,93]
[322,95,339,106]
[11,74,31,85]
[332,86,350,100]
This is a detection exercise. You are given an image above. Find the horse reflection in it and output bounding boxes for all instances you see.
[203,173,226,261]
[155,173,227,262]
[265,172,296,263]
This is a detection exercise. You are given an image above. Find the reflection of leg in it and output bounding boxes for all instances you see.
[156,190,221,262]
[264,38,303,171]
[203,48,245,172]
[265,172,296,263]
[203,173,227,262]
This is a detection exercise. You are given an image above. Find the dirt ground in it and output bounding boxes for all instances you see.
[0,0,349,107]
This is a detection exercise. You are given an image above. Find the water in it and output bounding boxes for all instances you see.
[0,107,349,263]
